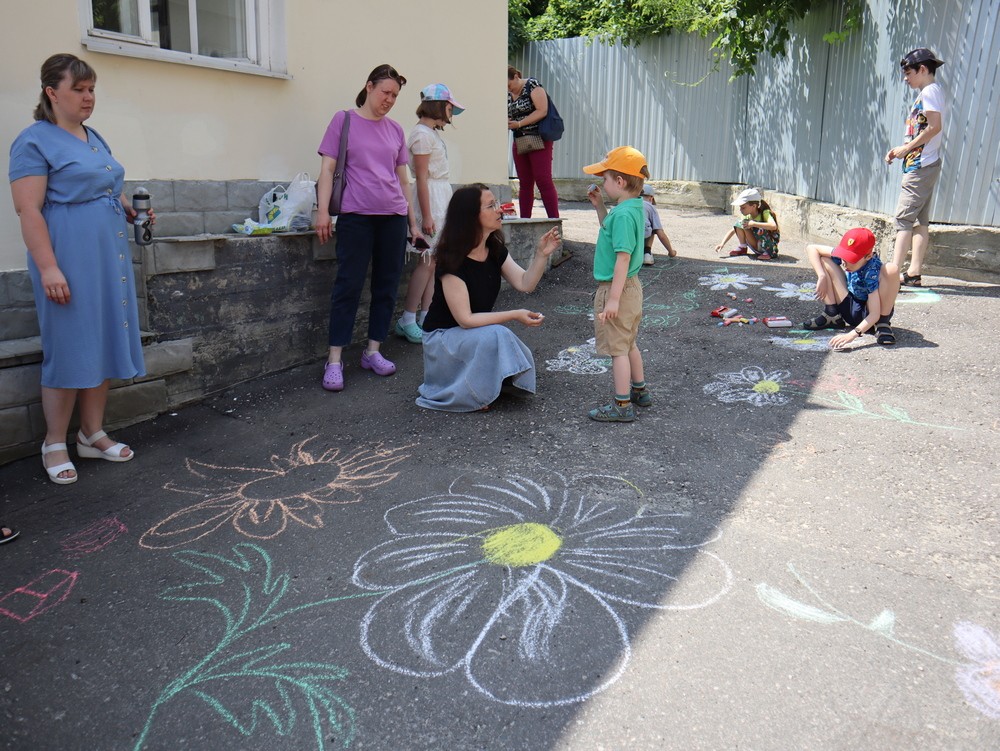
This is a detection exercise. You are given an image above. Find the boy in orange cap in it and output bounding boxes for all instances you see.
[801,227,901,348]
[583,146,652,421]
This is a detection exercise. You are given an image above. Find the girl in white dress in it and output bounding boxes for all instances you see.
[395,84,465,343]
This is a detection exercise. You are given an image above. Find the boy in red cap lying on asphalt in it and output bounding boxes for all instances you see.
[802,227,901,348]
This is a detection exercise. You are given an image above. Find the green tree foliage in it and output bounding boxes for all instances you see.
[509,0,862,79]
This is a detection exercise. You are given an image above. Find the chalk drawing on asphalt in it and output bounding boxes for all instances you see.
[0,570,79,623]
[705,366,964,429]
[704,366,793,407]
[352,471,733,707]
[60,516,127,557]
[134,543,357,750]
[954,622,1000,719]
[769,333,834,351]
[140,438,411,549]
[787,374,870,397]
[553,303,595,319]
[761,281,817,300]
[545,338,611,374]
[556,290,702,330]
[698,271,765,291]
[759,562,1000,721]
[896,287,942,304]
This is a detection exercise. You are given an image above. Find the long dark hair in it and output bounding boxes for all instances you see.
[35,53,96,123]
[356,64,406,107]
[435,184,506,275]
[759,199,779,232]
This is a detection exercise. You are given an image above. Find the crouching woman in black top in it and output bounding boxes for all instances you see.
[416,184,560,412]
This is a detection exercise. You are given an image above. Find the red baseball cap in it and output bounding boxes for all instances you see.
[832,228,876,264]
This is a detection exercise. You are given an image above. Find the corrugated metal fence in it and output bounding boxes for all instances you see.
[513,0,999,226]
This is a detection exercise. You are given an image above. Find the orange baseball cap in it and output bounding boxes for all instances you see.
[832,228,876,264]
[583,146,648,178]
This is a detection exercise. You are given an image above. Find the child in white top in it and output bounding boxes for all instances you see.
[715,187,780,260]
[886,48,947,287]
[395,84,465,344]
[640,185,676,266]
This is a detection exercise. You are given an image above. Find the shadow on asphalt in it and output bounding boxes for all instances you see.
[0,233,994,749]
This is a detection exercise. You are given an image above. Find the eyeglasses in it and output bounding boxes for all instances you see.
[370,64,406,87]
[481,200,502,212]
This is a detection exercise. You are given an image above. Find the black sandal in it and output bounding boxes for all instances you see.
[901,272,922,287]
[875,323,896,345]
[802,312,846,330]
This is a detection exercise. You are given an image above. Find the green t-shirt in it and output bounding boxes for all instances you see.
[593,197,644,281]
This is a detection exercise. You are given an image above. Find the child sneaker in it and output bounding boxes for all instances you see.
[643,252,654,266]
[360,351,396,376]
[395,319,423,344]
[588,402,636,422]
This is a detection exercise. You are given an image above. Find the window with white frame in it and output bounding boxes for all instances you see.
[81,0,287,77]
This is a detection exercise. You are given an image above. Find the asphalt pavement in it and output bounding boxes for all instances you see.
[2,200,999,750]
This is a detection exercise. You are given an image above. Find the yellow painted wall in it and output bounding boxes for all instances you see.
[0,0,509,270]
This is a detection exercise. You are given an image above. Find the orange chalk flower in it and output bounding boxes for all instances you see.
[140,437,410,549]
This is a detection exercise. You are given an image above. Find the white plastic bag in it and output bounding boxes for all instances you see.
[258,172,317,231]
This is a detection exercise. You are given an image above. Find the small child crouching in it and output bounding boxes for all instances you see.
[640,185,676,266]
[715,187,780,260]
[583,146,652,422]
[802,227,901,349]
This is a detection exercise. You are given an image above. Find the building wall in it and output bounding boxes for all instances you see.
[514,0,1000,227]
[0,0,509,270]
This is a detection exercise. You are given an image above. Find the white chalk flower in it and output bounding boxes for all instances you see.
[704,366,792,407]
[698,272,764,291]
[352,472,732,707]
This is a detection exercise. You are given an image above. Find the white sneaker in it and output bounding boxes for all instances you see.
[643,252,654,266]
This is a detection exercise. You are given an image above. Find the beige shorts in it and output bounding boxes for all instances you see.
[594,276,643,356]
[895,159,941,231]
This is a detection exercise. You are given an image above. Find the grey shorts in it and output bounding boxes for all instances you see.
[894,159,941,231]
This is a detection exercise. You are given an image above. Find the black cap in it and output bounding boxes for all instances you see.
[900,48,944,69]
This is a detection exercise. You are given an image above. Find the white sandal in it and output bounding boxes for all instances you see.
[76,430,134,462]
[41,442,78,484]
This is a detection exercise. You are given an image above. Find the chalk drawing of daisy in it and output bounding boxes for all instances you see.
[954,621,1000,719]
[704,366,792,407]
[770,334,832,351]
[762,281,817,300]
[353,472,732,707]
[697,272,764,291]
[545,338,611,374]
[140,438,410,549]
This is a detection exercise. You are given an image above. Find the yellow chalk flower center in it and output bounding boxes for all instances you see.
[482,523,562,567]
[753,380,781,394]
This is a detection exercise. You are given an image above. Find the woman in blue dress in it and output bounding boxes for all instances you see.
[9,54,149,484]
[416,184,560,412]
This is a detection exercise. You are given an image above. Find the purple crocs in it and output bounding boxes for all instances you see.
[360,350,396,376]
[322,362,344,391]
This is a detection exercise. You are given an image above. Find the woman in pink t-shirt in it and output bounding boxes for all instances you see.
[316,64,424,392]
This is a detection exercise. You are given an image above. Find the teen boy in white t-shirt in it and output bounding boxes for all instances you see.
[885,47,947,287]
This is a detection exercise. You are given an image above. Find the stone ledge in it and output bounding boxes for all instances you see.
[0,331,157,371]
[501,218,567,273]
[144,237,221,275]
[136,338,196,381]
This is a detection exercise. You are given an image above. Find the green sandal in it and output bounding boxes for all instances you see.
[588,402,636,423]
